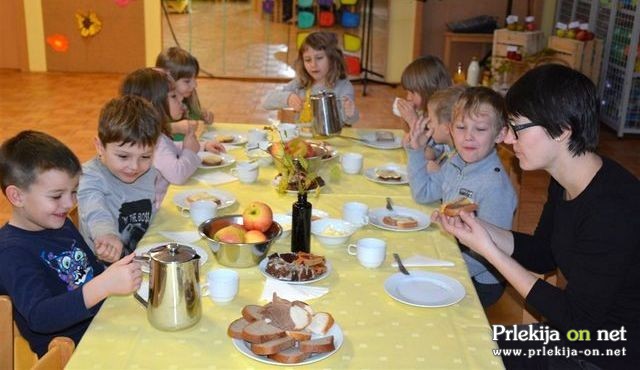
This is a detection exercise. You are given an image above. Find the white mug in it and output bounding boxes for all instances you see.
[230,160,260,184]
[347,238,386,268]
[277,123,299,142]
[248,129,268,146]
[392,97,402,117]
[342,202,369,227]
[189,200,218,226]
[202,269,239,303]
[341,152,363,174]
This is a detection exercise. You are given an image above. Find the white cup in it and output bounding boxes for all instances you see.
[392,97,402,117]
[248,129,268,146]
[278,123,299,142]
[189,200,218,226]
[347,238,386,268]
[230,160,260,184]
[342,202,369,227]
[202,269,239,303]
[341,152,363,174]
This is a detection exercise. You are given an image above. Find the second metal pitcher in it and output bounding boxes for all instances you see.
[310,90,342,136]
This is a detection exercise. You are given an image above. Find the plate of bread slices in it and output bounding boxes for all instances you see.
[364,164,408,185]
[172,188,236,210]
[356,130,403,150]
[201,131,248,146]
[368,206,430,232]
[228,295,343,365]
[259,252,331,285]
[197,152,235,169]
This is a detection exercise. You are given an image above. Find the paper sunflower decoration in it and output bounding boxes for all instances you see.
[75,10,102,37]
[46,34,69,52]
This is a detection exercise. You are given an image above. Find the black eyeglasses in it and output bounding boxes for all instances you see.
[508,121,542,139]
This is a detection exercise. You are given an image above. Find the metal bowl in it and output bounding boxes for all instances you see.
[198,215,282,268]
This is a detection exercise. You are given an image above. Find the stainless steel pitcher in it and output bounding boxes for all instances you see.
[310,90,342,136]
[142,243,202,331]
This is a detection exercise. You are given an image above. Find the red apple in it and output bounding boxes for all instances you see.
[242,201,273,232]
[576,30,589,41]
[213,224,246,243]
[245,230,267,243]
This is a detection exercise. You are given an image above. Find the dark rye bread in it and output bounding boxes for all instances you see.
[268,347,310,364]
[300,336,335,354]
[241,305,265,322]
[227,317,250,339]
[242,320,286,344]
[251,336,295,355]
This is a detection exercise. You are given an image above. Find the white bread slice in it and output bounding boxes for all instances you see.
[299,336,335,354]
[268,347,310,364]
[227,317,250,339]
[241,305,265,322]
[285,330,312,341]
[292,300,314,316]
[242,320,286,344]
[289,305,312,330]
[251,336,295,355]
[306,312,334,335]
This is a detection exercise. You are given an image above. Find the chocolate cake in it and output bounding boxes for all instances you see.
[265,252,327,282]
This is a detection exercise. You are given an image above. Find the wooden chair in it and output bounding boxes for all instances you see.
[0,295,75,370]
[68,205,79,228]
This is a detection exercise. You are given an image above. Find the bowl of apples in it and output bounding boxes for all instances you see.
[198,202,282,267]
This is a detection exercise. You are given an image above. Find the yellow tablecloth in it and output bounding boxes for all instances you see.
[67,124,503,369]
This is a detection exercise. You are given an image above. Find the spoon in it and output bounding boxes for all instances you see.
[393,253,410,275]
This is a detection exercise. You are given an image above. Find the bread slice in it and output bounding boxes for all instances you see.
[185,192,221,206]
[382,215,418,229]
[216,134,235,143]
[290,305,312,330]
[268,347,310,364]
[375,169,402,181]
[441,197,478,217]
[241,305,265,322]
[201,154,223,166]
[375,130,395,142]
[251,336,295,355]
[306,312,334,335]
[242,320,286,344]
[227,317,250,339]
[285,330,312,341]
[292,300,314,316]
[300,336,335,354]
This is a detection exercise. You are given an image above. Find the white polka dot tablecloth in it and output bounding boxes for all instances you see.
[66,124,503,369]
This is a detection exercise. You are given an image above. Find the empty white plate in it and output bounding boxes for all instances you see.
[384,271,465,307]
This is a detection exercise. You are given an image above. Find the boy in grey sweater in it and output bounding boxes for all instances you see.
[405,87,517,307]
[78,96,161,262]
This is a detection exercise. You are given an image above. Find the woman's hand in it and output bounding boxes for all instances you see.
[203,140,226,153]
[397,98,418,126]
[287,93,303,111]
[94,233,124,263]
[342,96,355,118]
[407,116,433,150]
[432,210,496,257]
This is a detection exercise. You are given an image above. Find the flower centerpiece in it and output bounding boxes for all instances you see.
[267,134,324,195]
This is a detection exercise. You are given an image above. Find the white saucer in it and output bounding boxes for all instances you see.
[364,164,408,185]
[197,152,236,169]
[201,131,248,145]
[172,188,236,210]
[368,206,430,232]
[384,271,465,307]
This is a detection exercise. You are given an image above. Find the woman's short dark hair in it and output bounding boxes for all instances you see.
[505,64,599,156]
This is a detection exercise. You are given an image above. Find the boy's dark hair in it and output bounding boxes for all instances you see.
[155,47,204,120]
[506,64,598,156]
[453,86,507,133]
[401,55,452,112]
[98,95,161,148]
[296,31,347,89]
[0,130,81,193]
[121,68,173,136]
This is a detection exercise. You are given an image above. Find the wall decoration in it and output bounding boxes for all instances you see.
[75,10,102,37]
[46,34,69,52]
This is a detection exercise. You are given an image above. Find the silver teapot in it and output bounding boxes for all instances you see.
[310,90,342,137]
[137,243,202,331]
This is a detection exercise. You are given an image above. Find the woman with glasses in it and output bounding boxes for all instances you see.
[433,64,639,369]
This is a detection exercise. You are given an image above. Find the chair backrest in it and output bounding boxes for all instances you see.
[31,338,75,370]
[0,295,13,370]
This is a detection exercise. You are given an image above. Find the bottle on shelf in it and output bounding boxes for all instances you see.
[466,57,480,87]
[453,62,466,85]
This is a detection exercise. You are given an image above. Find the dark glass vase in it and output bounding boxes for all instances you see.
[291,192,312,253]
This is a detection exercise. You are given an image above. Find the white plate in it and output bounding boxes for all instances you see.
[384,271,465,307]
[197,152,236,169]
[172,188,236,210]
[134,242,208,273]
[232,323,343,366]
[258,257,332,285]
[364,164,408,185]
[368,206,430,232]
[356,131,403,149]
[201,131,248,145]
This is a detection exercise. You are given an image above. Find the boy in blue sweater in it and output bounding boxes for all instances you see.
[405,86,517,307]
[0,131,142,357]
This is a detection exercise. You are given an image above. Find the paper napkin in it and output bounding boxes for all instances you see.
[391,254,454,267]
[260,278,329,302]
[193,171,238,185]
[159,231,202,244]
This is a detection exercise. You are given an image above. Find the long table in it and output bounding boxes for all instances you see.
[66,123,503,369]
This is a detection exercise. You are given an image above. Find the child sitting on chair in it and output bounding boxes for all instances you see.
[0,131,142,357]
[77,96,161,260]
[405,86,518,307]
